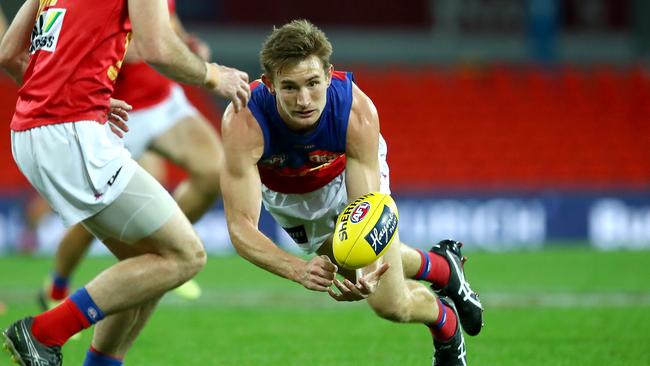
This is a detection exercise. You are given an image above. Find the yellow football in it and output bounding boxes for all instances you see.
[332,192,399,269]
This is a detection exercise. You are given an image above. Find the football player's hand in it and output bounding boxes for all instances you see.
[108,98,132,138]
[327,263,390,302]
[204,63,250,112]
[299,255,338,292]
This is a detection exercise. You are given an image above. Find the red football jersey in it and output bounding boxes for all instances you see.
[112,0,176,111]
[11,0,131,131]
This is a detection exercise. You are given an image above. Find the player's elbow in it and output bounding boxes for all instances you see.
[137,41,168,67]
[0,50,14,70]
[226,220,255,256]
[0,53,25,84]
[134,30,173,66]
[228,228,248,255]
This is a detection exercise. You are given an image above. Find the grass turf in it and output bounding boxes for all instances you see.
[1,247,649,365]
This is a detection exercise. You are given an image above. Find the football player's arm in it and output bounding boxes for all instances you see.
[128,0,249,111]
[221,105,336,292]
[345,84,381,200]
[0,0,38,85]
[329,84,389,301]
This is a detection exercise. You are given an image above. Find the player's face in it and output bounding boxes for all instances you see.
[272,55,332,131]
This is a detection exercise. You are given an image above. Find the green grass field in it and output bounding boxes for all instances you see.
[1,247,650,365]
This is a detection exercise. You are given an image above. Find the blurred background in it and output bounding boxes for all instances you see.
[0,0,649,255]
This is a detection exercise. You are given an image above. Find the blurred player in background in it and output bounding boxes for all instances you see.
[38,0,221,314]
[220,20,482,365]
[0,0,249,365]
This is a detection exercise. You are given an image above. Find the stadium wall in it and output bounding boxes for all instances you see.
[0,191,649,256]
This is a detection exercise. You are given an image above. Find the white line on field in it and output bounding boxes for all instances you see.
[159,289,650,309]
[1,289,649,309]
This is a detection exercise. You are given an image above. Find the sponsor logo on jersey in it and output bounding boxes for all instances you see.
[260,154,288,168]
[364,205,398,255]
[308,150,340,164]
[350,201,371,224]
[285,225,308,244]
[29,8,66,54]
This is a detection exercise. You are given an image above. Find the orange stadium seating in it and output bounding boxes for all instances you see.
[354,65,650,191]
[1,66,648,193]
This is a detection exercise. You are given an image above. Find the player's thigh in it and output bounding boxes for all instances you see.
[149,114,223,175]
[82,166,201,258]
[316,236,356,280]
[365,234,410,307]
[100,209,202,262]
[137,151,167,183]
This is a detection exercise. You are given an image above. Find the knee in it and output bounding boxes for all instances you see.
[183,245,207,280]
[186,248,207,279]
[174,236,207,282]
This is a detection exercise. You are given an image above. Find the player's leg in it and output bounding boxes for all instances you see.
[40,142,165,310]
[81,234,163,363]
[401,240,484,336]
[40,153,167,310]
[77,183,207,363]
[4,167,206,366]
[38,223,94,310]
[79,167,206,312]
[81,150,196,362]
[363,235,467,365]
[318,234,445,323]
[138,151,167,182]
[320,233,466,365]
[20,193,51,252]
[148,112,223,222]
[83,298,161,365]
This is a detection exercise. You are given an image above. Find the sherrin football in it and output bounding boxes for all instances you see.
[332,192,399,270]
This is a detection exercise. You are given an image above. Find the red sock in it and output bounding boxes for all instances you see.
[49,273,70,301]
[32,298,90,346]
[414,249,450,289]
[49,285,68,301]
[428,298,458,342]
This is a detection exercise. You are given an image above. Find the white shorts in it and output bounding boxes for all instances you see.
[262,135,391,253]
[123,85,199,159]
[11,121,138,227]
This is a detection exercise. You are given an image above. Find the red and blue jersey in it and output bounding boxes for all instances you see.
[248,71,354,194]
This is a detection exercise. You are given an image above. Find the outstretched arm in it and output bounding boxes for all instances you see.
[345,83,381,201]
[0,0,38,84]
[221,105,337,291]
[328,84,389,301]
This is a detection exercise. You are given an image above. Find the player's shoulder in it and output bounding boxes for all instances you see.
[221,103,264,163]
[250,79,265,92]
[222,80,264,153]
[222,103,262,143]
[348,82,379,129]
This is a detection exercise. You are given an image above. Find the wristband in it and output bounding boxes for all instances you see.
[203,62,218,89]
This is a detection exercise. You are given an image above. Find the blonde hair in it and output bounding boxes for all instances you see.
[260,19,333,81]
